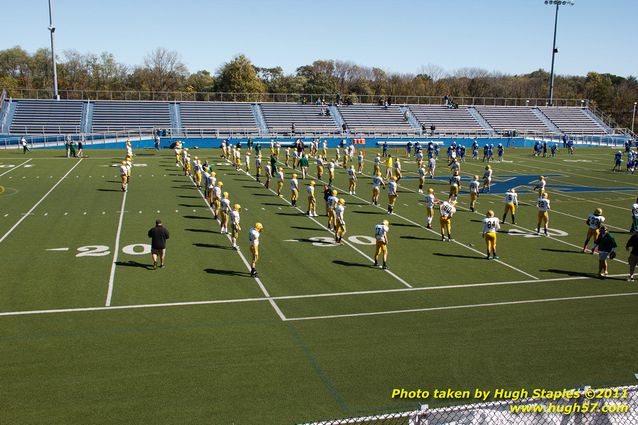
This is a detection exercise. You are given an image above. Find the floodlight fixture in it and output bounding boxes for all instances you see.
[48,0,59,100]
[545,0,574,106]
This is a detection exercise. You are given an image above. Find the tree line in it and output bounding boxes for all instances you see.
[1,46,636,129]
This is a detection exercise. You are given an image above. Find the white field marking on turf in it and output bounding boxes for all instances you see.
[105,190,128,307]
[0,297,271,317]
[544,191,628,226]
[46,247,69,251]
[6,273,630,318]
[284,291,638,322]
[0,159,32,177]
[0,159,83,245]
[232,163,413,288]
[180,162,287,321]
[354,160,539,279]
[440,165,631,250]
[418,164,628,254]
[467,152,638,190]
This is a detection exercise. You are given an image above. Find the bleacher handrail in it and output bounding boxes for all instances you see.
[3,88,589,107]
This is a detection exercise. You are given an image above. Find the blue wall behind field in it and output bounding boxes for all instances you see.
[1,135,630,150]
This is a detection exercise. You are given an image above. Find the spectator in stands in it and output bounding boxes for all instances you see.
[291,123,296,135]
[342,123,347,133]
[336,93,341,105]
[383,100,389,110]
[430,124,436,135]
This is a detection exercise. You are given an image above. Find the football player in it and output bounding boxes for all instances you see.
[583,208,605,253]
[482,210,501,259]
[374,220,390,269]
[536,192,551,236]
[502,188,518,224]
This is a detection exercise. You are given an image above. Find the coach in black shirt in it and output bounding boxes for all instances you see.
[148,219,170,269]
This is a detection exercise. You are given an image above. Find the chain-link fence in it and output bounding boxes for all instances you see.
[299,385,638,425]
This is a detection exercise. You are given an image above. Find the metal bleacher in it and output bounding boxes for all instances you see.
[538,106,609,135]
[408,105,485,133]
[10,99,83,134]
[179,102,258,134]
[260,103,337,132]
[475,106,550,135]
[92,100,171,132]
[337,104,413,132]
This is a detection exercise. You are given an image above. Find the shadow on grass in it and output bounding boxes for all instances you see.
[185,228,215,234]
[193,242,232,250]
[251,193,272,197]
[178,203,202,208]
[291,225,322,231]
[353,211,381,215]
[540,268,593,277]
[391,222,420,228]
[97,188,122,192]
[183,215,209,220]
[333,260,372,268]
[204,268,250,277]
[262,202,288,206]
[276,212,305,217]
[177,195,199,199]
[541,248,581,255]
[401,235,440,241]
[432,252,485,260]
[115,260,153,270]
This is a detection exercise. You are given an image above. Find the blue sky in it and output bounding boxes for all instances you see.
[5,0,637,78]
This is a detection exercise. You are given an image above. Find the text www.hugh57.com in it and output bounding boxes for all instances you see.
[510,402,630,415]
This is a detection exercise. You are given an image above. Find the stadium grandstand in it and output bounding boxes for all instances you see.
[0,93,633,148]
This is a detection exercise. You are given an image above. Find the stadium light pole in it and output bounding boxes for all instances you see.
[632,101,636,133]
[544,0,574,106]
[48,0,60,100]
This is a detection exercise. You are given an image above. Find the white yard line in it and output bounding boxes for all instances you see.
[1,274,632,318]
[285,292,638,322]
[0,159,31,177]
[0,159,83,244]
[184,164,287,320]
[104,190,128,306]
[323,159,538,279]
[234,163,413,288]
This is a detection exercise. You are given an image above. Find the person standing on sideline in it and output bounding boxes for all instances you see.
[625,230,638,281]
[154,133,161,150]
[249,223,263,277]
[630,198,638,233]
[148,219,169,269]
[20,137,31,153]
[591,226,617,279]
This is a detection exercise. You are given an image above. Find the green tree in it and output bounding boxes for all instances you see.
[215,54,266,95]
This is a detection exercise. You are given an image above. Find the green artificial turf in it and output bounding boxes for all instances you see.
[0,146,637,424]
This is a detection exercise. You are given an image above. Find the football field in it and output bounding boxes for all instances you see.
[1,146,637,424]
